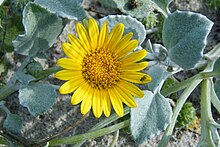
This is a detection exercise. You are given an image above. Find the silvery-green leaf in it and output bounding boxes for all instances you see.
[212,58,220,79]
[0,101,5,106]
[99,15,146,46]
[130,90,172,144]
[152,0,172,16]
[145,39,153,52]
[152,44,168,62]
[15,72,35,85]
[147,64,171,92]
[3,113,23,135]
[34,0,86,20]
[97,0,117,9]
[115,0,154,18]
[0,0,6,5]
[18,83,57,116]
[13,2,63,56]
[214,80,220,99]
[163,11,213,69]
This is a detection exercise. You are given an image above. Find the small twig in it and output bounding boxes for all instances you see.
[110,130,119,147]
[166,98,176,107]
[32,112,90,147]
[146,27,159,35]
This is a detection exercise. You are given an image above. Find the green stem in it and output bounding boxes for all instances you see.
[49,120,129,146]
[161,74,201,97]
[0,82,19,101]
[110,130,119,147]
[158,78,202,147]
[199,79,215,146]
[161,71,218,97]
[205,42,220,61]
[73,107,130,147]
[17,56,32,72]
[0,104,10,115]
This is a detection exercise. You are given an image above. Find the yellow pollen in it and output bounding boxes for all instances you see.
[82,49,121,89]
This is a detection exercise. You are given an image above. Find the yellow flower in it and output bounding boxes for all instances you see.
[55,18,152,118]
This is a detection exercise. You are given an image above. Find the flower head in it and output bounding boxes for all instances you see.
[55,18,152,118]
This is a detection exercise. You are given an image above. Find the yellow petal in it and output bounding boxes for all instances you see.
[120,50,147,64]
[68,34,89,54]
[111,32,133,53]
[120,62,148,71]
[55,70,82,81]
[120,71,152,84]
[115,40,138,59]
[108,88,124,117]
[102,90,111,117]
[76,23,91,51]
[61,43,84,63]
[118,80,144,98]
[59,78,85,94]
[98,22,108,49]
[81,87,94,114]
[57,58,82,70]
[88,18,99,50]
[71,82,90,105]
[92,89,102,118]
[114,86,137,108]
[107,23,124,50]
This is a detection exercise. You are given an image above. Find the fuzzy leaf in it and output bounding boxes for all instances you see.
[99,15,146,46]
[34,0,86,20]
[15,72,35,85]
[0,13,24,52]
[130,90,172,144]
[0,101,4,106]
[13,2,63,56]
[3,113,23,135]
[97,0,153,18]
[214,80,220,99]
[18,83,57,116]
[147,64,171,92]
[0,0,5,5]
[115,0,153,18]
[163,11,213,69]
[97,0,117,9]
[212,58,220,79]
[152,0,172,15]
[152,44,168,62]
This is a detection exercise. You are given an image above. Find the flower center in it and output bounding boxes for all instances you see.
[82,49,121,89]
